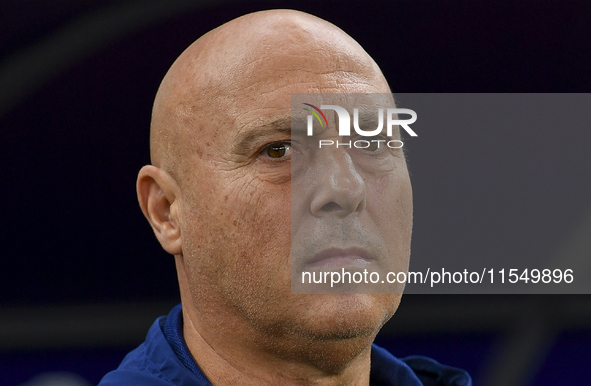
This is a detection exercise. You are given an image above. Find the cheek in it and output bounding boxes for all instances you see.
[182,171,292,298]
[224,178,292,258]
[372,165,412,213]
[368,170,413,250]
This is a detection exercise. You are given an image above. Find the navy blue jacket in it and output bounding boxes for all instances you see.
[99,304,471,386]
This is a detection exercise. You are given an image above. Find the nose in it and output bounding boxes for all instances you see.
[309,148,366,218]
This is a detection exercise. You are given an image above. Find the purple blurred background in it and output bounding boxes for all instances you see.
[1,1,590,385]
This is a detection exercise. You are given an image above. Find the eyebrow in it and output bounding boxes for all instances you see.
[231,117,293,155]
[355,110,400,138]
[356,113,380,125]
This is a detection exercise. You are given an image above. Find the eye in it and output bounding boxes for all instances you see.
[263,141,292,159]
[366,140,381,152]
[360,138,387,153]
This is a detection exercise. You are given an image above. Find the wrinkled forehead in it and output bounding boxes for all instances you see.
[155,11,392,162]
[212,58,387,139]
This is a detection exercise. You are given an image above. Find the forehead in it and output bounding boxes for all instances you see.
[173,16,391,150]
[227,62,388,134]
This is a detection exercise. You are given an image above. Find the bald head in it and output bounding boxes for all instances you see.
[137,11,412,381]
[150,9,390,180]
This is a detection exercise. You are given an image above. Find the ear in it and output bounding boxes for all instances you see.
[137,165,182,255]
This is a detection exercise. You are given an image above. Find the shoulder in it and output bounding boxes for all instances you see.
[371,344,472,386]
[99,318,172,386]
[98,316,176,386]
[98,305,210,386]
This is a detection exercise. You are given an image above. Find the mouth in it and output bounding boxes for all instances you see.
[304,247,375,270]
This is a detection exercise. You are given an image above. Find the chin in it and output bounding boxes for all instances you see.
[269,293,401,374]
[296,293,400,341]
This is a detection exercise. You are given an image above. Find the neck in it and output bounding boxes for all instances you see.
[182,305,373,386]
[175,257,374,386]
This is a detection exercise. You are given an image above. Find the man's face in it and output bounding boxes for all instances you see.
[172,16,412,347]
[289,93,412,295]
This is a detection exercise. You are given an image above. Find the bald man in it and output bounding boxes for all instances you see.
[99,9,471,386]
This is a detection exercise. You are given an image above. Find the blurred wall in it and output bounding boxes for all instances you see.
[1,1,590,385]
